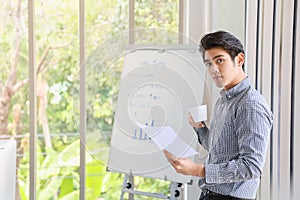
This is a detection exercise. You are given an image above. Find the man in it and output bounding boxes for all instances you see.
[164,30,273,200]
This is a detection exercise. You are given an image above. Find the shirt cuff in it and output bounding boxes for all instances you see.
[205,163,220,183]
[205,163,233,184]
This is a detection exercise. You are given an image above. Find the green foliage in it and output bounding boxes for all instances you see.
[135,0,179,29]
[134,0,179,44]
[86,161,106,199]
[100,173,170,200]
[59,178,74,198]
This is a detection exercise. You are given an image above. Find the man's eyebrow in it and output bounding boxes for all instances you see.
[204,55,225,63]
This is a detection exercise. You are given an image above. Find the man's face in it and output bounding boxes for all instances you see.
[203,47,244,90]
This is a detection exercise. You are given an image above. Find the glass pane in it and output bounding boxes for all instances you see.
[84,0,130,199]
[134,0,180,44]
[1,0,180,199]
[83,0,180,199]
[0,0,29,199]
[35,0,80,199]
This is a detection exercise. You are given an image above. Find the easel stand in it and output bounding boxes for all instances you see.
[120,174,184,200]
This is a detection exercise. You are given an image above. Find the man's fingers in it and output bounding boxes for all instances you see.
[163,150,178,163]
[188,113,195,125]
[189,113,205,128]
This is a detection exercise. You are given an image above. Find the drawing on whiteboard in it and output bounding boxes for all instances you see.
[132,120,155,141]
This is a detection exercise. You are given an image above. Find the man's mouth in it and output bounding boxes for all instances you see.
[213,75,222,79]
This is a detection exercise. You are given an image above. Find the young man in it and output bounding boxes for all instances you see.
[164,30,273,200]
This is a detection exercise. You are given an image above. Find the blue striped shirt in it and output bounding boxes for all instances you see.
[196,77,273,199]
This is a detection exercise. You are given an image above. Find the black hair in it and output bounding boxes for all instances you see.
[199,30,245,69]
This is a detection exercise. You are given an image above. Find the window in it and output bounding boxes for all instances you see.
[1,0,181,199]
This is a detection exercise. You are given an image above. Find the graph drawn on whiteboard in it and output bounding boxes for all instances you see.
[107,45,208,183]
[129,82,181,141]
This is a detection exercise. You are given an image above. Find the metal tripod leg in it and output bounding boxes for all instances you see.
[120,175,183,200]
[120,174,134,200]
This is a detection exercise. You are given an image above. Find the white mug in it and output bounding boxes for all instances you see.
[189,104,207,122]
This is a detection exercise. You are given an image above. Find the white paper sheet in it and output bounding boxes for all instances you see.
[143,126,197,158]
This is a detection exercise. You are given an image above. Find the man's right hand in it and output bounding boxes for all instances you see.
[188,113,205,128]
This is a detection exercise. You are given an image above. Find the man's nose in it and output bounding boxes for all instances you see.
[211,63,219,73]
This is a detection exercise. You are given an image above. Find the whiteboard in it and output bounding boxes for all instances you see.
[107,45,208,183]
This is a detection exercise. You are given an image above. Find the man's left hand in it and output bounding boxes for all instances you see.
[163,150,205,177]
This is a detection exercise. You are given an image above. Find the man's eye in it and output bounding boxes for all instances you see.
[205,63,212,67]
[217,59,224,63]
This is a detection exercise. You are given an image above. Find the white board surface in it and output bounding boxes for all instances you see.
[107,45,208,183]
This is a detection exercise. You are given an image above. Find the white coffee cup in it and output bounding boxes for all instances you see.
[189,105,207,122]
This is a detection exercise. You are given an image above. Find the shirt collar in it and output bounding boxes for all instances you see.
[220,77,251,99]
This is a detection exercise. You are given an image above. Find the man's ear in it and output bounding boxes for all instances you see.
[236,52,245,67]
